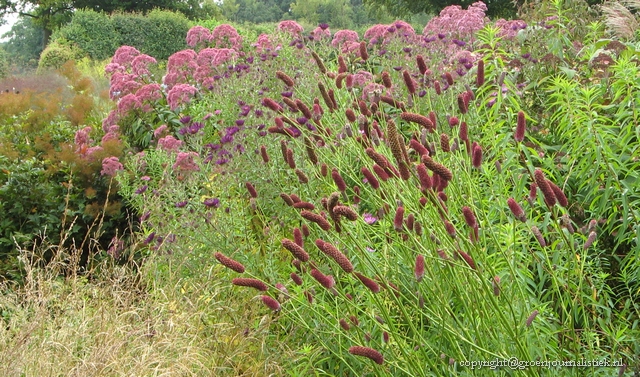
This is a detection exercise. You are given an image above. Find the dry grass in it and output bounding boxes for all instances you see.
[0,244,292,377]
[600,0,640,39]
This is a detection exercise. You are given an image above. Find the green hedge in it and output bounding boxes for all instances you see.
[52,9,190,61]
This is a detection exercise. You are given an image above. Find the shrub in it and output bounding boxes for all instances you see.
[0,48,9,79]
[53,9,120,61]
[37,40,83,72]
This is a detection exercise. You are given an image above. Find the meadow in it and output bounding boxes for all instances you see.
[0,1,639,375]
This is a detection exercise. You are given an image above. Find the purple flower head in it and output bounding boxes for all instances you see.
[135,185,148,194]
[180,116,192,124]
[403,47,412,53]
[363,213,378,225]
[438,33,446,39]
[297,117,308,125]
[254,109,263,117]
[235,119,245,127]
[452,39,466,47]
[239,105,251,116]
[204,197,220,208]
[319,23,329,30]
[176,201,188,208]
[281,91,293,98]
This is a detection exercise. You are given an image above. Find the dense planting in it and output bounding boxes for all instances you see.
[1,1,638,375]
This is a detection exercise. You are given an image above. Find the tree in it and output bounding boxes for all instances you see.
[1,16,44,68]
[0,0,73,46]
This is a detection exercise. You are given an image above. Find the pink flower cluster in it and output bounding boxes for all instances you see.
[495,19,527,39]
[365,21,416,45]
[253,34,273,53]
[158,135,183,152]
[106,46,157,100]
[331,30,359,48]
[164,49,198,89]
[311,26,331,40]
[210,24,243,51]
[277,20,304,36]
[186,25,212,48]
[173,151,200,172]
[422,1,487,41]
[167,83,198,110]
[101,156,123,177]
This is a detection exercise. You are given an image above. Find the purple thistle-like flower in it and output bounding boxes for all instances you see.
[204,198,220,208]
[176,201,188,208]
[363,213,378,225]
[135,185,148,194]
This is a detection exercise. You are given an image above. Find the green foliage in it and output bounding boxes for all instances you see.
[1,16,45,70]
[52,9,189,61]
[37,39,83,72]
[52,9,119,61]
[0,47,8,78]
[363,0,518,18]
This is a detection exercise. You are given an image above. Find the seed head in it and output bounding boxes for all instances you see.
[232,278,268,291]
[526,310,539,327]
[340,318,350,331]
[359,41,369,60]
[261,295,281,311]
[416,55,428,75]
[310,268,335,289]
[456,250,476,270]
[476,59,485,87]
[421,155,452,181]
[333,205,359,221]
[402,70,416,95]
[381,71,392,89]
[534,169,556,207]
[310,50,327,74]
[245,182,258,198]
[492,275,501,296]
[261,97,283,113]
[215,252,245,273]
[353,272,380,293]
[361,167,380,189]
[584,231,597,250]
[331,168,347,192]
[295,169,309,184]
[415,254,425,282]
[531,226,546,247]
[440,133,450,152]
[301,211,332,231]
[280,193,294,206]
[394,206,405,231]
[472,143,483,168]
[276,70,295,87]
[290,272,303,285]
[282,238,310,262]
[547,179,568,207]
[315,239,353,272]
[515,110,526,142]
[507,198,527,222]
[348,346,384,365]
[401,112,433,130]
